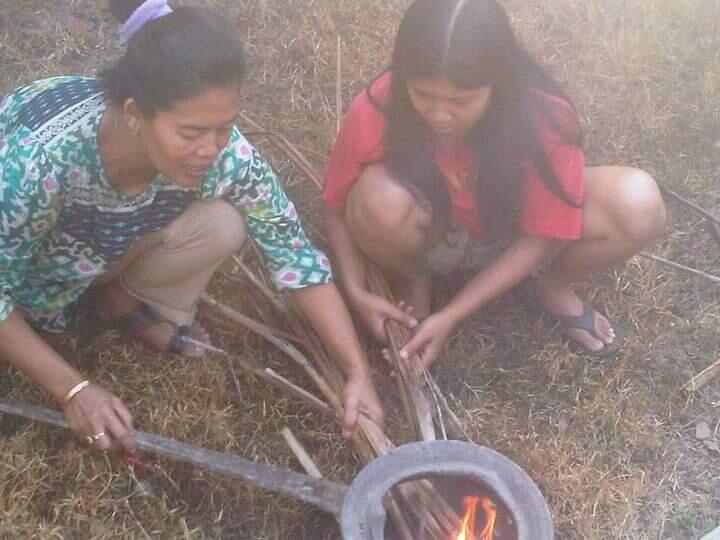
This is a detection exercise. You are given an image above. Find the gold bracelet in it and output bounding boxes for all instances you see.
[63,379,90,406]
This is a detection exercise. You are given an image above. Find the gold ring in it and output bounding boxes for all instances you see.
[86,432,106,444]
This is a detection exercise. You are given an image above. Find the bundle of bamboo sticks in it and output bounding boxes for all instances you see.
[200,121,476,538]
[202,282,463,537]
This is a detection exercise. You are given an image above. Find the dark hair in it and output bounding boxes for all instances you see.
[108,0,145,23]
[374,0,581,238]
[102,3,247,116]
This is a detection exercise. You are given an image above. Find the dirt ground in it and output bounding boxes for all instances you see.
[1,0,719,538]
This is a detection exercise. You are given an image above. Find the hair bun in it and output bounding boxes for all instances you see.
[109,0,147,24]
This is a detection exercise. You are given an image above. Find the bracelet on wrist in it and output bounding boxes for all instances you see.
[63,379,90,406]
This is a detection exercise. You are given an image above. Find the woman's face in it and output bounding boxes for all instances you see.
[132,85,243,187]
[406,77,492,144]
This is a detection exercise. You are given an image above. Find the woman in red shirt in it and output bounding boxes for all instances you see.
[323,0,665,365]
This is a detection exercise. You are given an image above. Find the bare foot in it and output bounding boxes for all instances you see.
[392,272,432,320]
[533,274,616,353]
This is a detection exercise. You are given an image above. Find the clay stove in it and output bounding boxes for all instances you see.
[340,440,554,540]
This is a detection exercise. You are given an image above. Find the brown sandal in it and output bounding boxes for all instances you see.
[115,303,194,355]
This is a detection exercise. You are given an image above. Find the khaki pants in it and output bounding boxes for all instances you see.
[425,223,509,276]
[96,199,247,326]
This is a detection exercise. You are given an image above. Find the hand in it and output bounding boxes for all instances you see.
[341,373,385,439]
[63,384,135,451]
[351,290,418,343]
[399,310,458,369]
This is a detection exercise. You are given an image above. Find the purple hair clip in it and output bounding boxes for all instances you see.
[120,0,173,42]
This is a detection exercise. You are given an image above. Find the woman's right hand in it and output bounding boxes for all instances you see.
[63,384,135,452]
[350,290,418,343]
[0,311,135,452]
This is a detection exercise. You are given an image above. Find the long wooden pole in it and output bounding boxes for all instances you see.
[0,401,347,516]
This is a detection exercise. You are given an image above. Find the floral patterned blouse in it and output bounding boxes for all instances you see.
[0,76,332,332]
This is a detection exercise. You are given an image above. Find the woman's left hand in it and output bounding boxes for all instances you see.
[399,310,458,368]
[341,373,384,439]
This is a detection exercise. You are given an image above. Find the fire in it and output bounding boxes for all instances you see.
[453,496,497,540]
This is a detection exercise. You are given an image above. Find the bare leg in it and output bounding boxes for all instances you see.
[344,164,434,317]
[533,166,666,352]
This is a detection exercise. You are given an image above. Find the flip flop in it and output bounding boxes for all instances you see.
[556,302,624,358]
[114,303,203,356]
[513,279,624,358]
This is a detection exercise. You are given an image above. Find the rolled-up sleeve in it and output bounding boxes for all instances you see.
[217,130,332,290]
[0,133,59,324]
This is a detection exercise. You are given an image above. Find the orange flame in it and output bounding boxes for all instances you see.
[453,496,497,540]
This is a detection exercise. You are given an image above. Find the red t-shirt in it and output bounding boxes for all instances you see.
[322,72,585,239]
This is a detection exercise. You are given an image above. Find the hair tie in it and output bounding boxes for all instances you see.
[120,0,173,42]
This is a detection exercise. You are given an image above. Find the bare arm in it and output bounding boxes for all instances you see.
[0,128,134,450]
[323,208,369,301]
[0,309,135,450]
[289,282,384,437]
[444,234,563,324]
[324,208,416,342]
[401,234,564,365]
[0,310,85,402]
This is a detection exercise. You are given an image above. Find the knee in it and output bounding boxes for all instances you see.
[346,164,427,239]
[615,168,666,243]
[167,200,247,256]
[202,200,247,255]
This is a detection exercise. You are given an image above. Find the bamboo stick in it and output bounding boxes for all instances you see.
[184,333,333,416]
[292,143,327,162]
[384,496,417,540]
[366,265,437,441]
[201,294,343,416]
[425,373,473,441]
[231,254,288,315]
[228,363,244,404]
[639,252,720,284]
[207,277,303,343]
[658,182,720,228]
[262,368,334,415]
[240,125,323,191]
[683,358,720,392]
[281,427,323,478]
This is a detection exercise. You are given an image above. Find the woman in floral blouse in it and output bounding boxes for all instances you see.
[0,2,383,450]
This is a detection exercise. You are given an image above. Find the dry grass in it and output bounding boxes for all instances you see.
[2,0,720,538]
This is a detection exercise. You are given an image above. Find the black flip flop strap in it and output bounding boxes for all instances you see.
[167,325,191,355]
[557,304,601,340]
